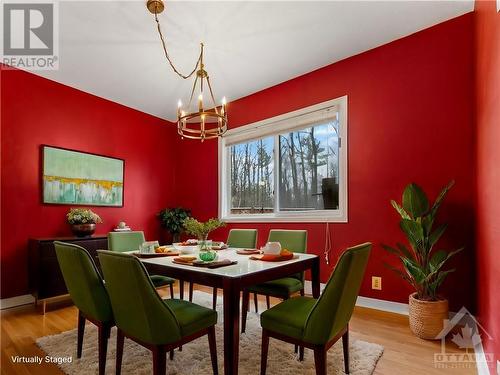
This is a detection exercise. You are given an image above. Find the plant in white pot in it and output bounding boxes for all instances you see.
[383,181,462,339]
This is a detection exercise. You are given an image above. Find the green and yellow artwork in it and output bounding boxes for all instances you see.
[43,146,124,206]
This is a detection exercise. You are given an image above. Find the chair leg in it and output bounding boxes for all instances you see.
[169,350,174,360]
[241,290,249,333]
[208,326,219,375]
[77,310,85,359]
[98,324,110,375]
[342,328,349,374]
[254,293,259,312]
[189,282,194,302]
[294,344,298,353]
[300,288,305,296]
[299,346,304,361]
[313,347,327,375]
[260,329,270,375]
[266,295,270,309]
[212,288,218,310]
[116,329,124,375]
[152,346,167,375]
[179,280,184,300]
[170,283,174,299]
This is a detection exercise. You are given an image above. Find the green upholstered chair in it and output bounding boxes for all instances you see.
[227,229,258,249]
[241,229,307,333]
[98,250,218,375]
[188,229,258,310]
[107,231,175,296]
[54,241,114,375]
[260,242,372,375]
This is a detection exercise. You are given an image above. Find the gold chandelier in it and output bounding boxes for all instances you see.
[146,0,227,141]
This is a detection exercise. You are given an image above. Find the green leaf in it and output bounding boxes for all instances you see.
[400,219,424,249]
[429,223,447,248]
[428,269,455,298]
[391,200,411,220]
[421,215,434,236]
[426,248,463,281]
[384,262,414,286]
[429,180,455,221]
[381,244,401,256]
[429,250,447,272]
[402,257,426,284]
[396,242,415,260]
[402,183,429,219]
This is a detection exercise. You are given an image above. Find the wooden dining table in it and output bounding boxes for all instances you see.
[138,248,321,375]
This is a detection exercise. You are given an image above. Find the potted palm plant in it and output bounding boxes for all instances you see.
[383,181,462,339]
[157,207,191,243]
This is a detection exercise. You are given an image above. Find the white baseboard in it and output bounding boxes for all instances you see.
[1,294,35,310]
[356,295,409,315]
[304,281,409,315]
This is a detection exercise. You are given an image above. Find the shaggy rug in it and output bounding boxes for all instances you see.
[37,291,383,374]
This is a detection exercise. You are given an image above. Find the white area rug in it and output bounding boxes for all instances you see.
[37,291,383,374]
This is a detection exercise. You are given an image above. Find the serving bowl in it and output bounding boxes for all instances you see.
[173,242,199,254]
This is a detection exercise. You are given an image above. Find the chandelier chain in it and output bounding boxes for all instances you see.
[154,11,202,80]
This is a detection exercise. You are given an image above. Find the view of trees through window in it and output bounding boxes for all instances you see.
[229,117,340,215]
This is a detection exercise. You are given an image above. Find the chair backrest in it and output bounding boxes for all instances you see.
[267,230,307,254]
[108,231,145,252]
[97,250,182,345]
[54,241,113,323]
[227,229,257,248]
[303,242,371,345]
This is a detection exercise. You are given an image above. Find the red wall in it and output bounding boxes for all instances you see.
[474,0,500,368]
[175,14,476,311]
[1,68,177,299]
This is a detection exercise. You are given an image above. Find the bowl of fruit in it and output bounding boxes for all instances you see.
[173,240,199,254]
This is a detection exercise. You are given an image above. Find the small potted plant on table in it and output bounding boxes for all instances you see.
[67,208,102,237]
[383,181,462,339]
[183,217,225,261]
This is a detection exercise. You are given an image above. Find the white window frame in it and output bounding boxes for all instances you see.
[218,95,348,223]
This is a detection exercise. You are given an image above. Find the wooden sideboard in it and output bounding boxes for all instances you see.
[28,236,108,313]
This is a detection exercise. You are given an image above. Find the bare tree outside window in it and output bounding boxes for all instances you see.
[228,117,340,215]
[230,137,274,214]
[279,120,339,211]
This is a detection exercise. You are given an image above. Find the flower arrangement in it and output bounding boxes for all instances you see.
[66,208,103,225]
[183,217,225,240]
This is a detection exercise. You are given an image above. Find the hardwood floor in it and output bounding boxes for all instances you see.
[1,284,477,375]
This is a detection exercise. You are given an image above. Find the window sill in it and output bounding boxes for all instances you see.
[220,213,347,223]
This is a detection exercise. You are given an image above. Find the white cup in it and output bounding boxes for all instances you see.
[262,242,281,255]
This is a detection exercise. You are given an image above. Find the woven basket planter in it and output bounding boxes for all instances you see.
[409,293,449,340]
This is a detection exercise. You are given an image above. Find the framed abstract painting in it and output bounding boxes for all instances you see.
[42,145,124,207]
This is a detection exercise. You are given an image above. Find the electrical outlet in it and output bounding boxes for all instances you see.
[372,276,382,290]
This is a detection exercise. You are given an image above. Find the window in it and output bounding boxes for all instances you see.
[219,96,347,222]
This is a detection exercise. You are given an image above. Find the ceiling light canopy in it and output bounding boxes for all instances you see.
[147,0,227,141]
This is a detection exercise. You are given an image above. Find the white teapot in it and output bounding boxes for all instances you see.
[262,242,282,255]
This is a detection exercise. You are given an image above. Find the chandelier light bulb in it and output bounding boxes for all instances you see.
[177,100,182,108]
[222,97,227,105]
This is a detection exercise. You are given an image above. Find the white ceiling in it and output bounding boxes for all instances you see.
[32,0,473,120]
